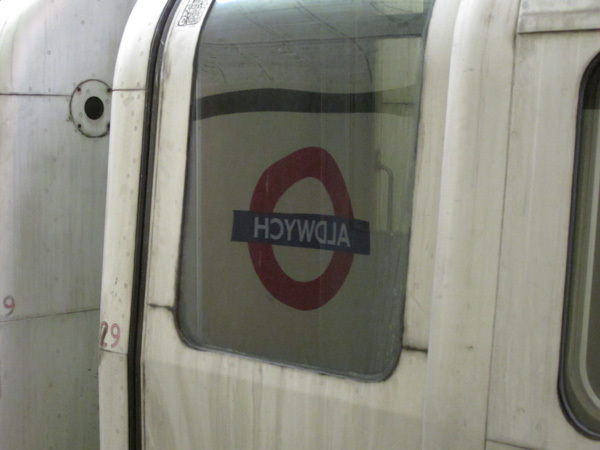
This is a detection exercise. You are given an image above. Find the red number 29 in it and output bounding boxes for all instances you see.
[100,321,121,349]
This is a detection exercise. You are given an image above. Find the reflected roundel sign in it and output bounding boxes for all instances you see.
[231,147,370,311]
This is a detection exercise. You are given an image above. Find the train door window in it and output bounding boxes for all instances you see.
[178,0,434,380]
[561,55,600,437]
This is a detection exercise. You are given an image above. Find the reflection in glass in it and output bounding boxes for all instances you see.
[178,0,434,380]
[562,57,600,436]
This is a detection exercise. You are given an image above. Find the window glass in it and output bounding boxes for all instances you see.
[178,0,434,380]
[562,55,600,436]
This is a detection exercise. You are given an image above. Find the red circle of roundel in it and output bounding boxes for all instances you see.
[248,147,354,311]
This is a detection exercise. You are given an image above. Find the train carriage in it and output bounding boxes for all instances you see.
[2,0,600,448]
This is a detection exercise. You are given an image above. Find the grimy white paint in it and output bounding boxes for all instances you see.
[2,0,600,449]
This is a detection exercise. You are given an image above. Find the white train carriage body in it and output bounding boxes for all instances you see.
[98,0,600,448]
[2,0,600,448]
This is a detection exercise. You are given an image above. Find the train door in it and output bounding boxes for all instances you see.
[98,0,456,447]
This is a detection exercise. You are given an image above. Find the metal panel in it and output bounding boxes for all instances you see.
[100,90,147,355]
[404,0,462,350]
[422,0,520,448]
[143,308,426,449]
[113,0,173,91]
[99,0,173,447]
[487,31,600,450]
[0,310,100,450]
[98,350,129,450]
[0,95,107,321]
[0,0,136,95]
[486,441,528,450]
[518,0,600,33]
[99,0,174,356]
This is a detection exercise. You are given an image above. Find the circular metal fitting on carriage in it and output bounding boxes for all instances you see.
[70,79,112,138]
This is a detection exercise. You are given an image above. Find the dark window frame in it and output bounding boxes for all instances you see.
[560,52,600,440]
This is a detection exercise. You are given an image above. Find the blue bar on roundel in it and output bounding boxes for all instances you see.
[231,210,370,255]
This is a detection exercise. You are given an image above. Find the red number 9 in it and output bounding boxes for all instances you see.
[3,296,15,317]
[110,323,120,348]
